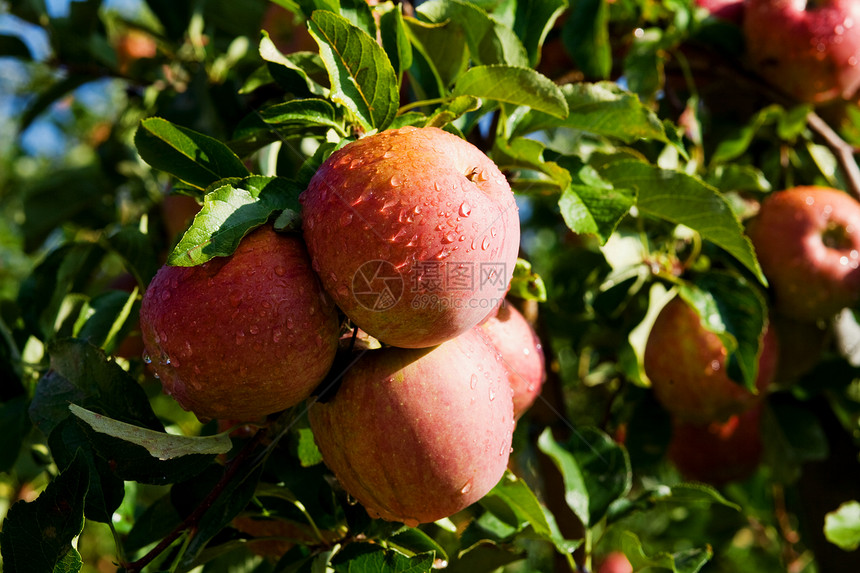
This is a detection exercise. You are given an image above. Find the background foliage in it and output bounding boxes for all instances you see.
[1,0,860,571]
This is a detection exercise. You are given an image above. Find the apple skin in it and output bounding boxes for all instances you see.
[301,126,520,349]
[696,0,744,23]
[744,0,860,103]
[644,296,777,424]
[668,403,764,485]
[597,552,633,573]
[478,302,546,419]
[746,186,860,321]
[308,328,514,525]
[139,225,340,422]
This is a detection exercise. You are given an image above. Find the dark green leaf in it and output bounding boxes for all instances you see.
[73,288,139,355]
[0,455,87,573]
[593,157,766,284]
[620,530,712,573]
[259,31,330,97]
[537,426,631,526]
[388,528,448,562]
[425,95,481,129]
[404,17,467,93]
[562,0,611,79]
[559,179,635,244]
[380,5,413,81]
[106,224,160,288]
[0,34,32,59]
[677,272,768,391]
[331,543,435,572]
[0,397,30,473]
[295,426,323,467]
[513,0,567,67]
[308,10,399,131]
[417,0,528,67]
[453,65,568,118]
[135,118,250,190]
[168,176,302,266]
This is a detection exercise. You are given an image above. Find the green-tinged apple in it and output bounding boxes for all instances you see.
[668,403,764,485]
[746,186,860,321]
[696,0,744,23]
[301,126,520,349]
[597,552,633,573]
[644,296,778,424]
[309,329,514,525]
[478,301,545,419]
[744,0,860,103]
[140,225,340,422]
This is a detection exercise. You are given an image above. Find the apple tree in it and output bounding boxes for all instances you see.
[1,0,860,572]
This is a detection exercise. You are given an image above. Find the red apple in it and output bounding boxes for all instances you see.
[301,126,520,349]
[308,329,514,525]
[668,403,764,485]
[597,552,634,573]
[746,186,860,321]
[139,225,340,422]
[477,301,546,419]
[644,296,777,424]
[696,0,744,23]
[745,0,860,103]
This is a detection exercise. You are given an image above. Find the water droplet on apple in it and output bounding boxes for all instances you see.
[709,359,720,372]
[160,290,171,301]
[143,352,152,364]
[273,328,283,343]
[442,232,456,244]
[459,480,473,495]
[349,158,363,169]
[249,326,259,335]
[458,201,471,217]
[523,347,530,356]
[339,212,353,227]
[337,285,350,299]
[229,291,243,307]
[489,388,496,401]
[403,518,420,528]
[236,331,245,345]
[274,266,286,277]
[390,174,402,187]
[470,374,478,389]
[481,237,491,250]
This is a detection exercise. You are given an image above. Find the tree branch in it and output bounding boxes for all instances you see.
[806,111,860,201]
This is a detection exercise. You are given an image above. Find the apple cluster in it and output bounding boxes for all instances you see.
[139,126,547,525]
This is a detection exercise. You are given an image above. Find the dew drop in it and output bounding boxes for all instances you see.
[470,374,478,389]
[236,331,246,345]
[481,237,491,250]
[339,212,353,227]
[390,174,402,187]
[337,285,350,299]
[491,227,497,237]
[274,266,286,277]
[142,353,152,364]
[403,518,420,528]
[249,325,259,335]
[460,480,473,495]
[273,328,283,343]
[229,291,243,307]
[160,290,171,301]
[442,232,457,244]
[459,202,471,217]
[489,388,496,401]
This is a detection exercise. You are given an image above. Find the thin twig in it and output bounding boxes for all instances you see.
[806,111,860,201]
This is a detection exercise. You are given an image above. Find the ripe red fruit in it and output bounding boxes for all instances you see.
[746,186,860,321]
[478,302,545,419]
[696,0,744,23]
[744,0,860,103]
[597,551,633,573]
[139,226,340,422]
[301,126,520,349]
[644,296,777,424]
[309,329,514,525]
[668,404,764,485]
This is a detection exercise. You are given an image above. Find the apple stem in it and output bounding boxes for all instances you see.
[806,112,860,202]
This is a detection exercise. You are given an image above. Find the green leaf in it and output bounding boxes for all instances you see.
[417,0,529,67]
[514,82,669,143]
[711,105,783,164]
[559,180,635,244]
[620,530,712,573]
[481,471,552,536]
[677,272,768,392]
[0,455,88,573]
[493,136,571,191]
[388,528,449,562]
[509,258,547,302]
[0,34,32,59]
[562,0,611,79]
[0,397,30,473]
[404,17,468,93]
[593,157,766,284]
[135,118,250,190]
[453,65,568,118]
[69,404,232,460]
[825,500,860,551]
[168,176,302,266]
[259,31,329,97]
[380,5,413,80]
[512,0,568,67]
[536,427,631,526]
[308,9,399,131]
[258,98,343,132]
[331,544,435,572]
[296,426,323,467]
[425,95,481,129]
